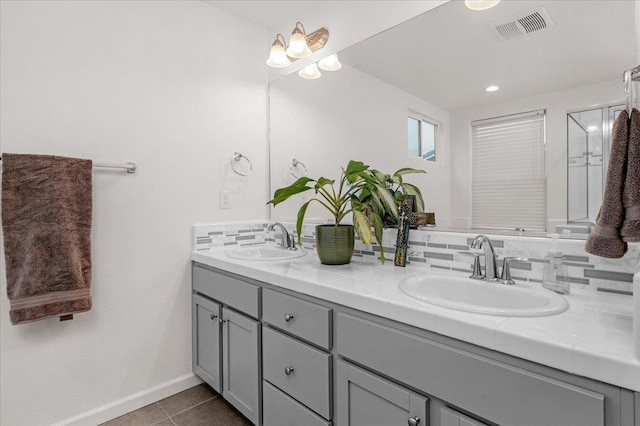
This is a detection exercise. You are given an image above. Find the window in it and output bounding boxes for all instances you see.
[408,115,437,162]
[471,110,546,231]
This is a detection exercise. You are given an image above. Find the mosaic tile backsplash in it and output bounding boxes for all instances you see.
[193,221,639,296]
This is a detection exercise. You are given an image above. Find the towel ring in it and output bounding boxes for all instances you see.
[289,158,308,179]
[231,152,252,176]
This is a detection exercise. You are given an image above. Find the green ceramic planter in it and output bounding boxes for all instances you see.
[315,224,354,265]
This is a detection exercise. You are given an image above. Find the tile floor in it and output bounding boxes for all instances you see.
[100,384,252,426]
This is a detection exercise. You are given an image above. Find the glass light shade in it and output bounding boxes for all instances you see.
[286,28,312,59]
[298,63,321,80]
[465,0,501,10]
[317,54,342,71]
[266,39,291,68]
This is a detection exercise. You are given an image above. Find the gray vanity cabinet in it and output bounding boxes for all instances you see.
[192,294,221,393]
[192,264,261,425]
[192,262,639,426]
[336,361,429,426]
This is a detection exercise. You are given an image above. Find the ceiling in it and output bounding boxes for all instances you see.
[338,0,637,111]
[206,0,637,112]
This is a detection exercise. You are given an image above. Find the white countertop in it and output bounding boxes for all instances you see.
[192,246,640,392]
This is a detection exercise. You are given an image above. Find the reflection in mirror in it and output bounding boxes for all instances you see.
[269,0,637,235]
[567,105,625,223]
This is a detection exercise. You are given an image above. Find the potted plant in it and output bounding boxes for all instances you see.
[267,160,400,264]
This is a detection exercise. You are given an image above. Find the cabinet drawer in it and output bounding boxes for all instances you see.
[336,313,605,426]
[263,326,332,419]
[262,288,332,350]
[192,263,260,318]
[263,381,331,426]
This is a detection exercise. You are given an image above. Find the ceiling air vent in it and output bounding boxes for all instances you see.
[490,7,554,41]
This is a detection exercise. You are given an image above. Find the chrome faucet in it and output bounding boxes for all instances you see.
[470,235,498,281]
[268,222,296,250]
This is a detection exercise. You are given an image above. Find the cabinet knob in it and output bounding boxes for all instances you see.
[284,313,295,322]
[284,366,295,376]
[210,313,218,320]
[220,318,227,323]
[408,417,421,426]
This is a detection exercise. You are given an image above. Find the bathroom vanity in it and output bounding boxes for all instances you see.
[191,243,640,426]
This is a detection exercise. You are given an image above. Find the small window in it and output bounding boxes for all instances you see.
[408,115,437,162]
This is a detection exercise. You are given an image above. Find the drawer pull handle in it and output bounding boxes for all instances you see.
[284,366,295,376]
[408,417,421,426]
[284,313,295,322]
[210,314,218,320]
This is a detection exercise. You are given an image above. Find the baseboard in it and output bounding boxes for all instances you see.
[49,373,203,426]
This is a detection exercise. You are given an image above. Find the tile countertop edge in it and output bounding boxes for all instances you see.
[191,249,640,393]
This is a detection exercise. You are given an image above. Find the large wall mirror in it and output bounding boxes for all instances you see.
[269,0,637,235]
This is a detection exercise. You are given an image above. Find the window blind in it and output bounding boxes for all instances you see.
[471,110,546,231]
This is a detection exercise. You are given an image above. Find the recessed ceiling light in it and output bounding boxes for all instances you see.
[486,85,499,92]
[465,0,501,11]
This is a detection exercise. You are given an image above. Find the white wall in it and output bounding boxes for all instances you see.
[0,1,268,425]
[269,64,451,226]
[449,79,621,231]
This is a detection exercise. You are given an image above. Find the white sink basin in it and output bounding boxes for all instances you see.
[226,246,306,261]
[399,274,568,317]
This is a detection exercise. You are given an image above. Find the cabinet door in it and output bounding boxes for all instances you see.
[222,307,261,425]
[440,407,488,426]
[192,294,221,393]
[336,361,429,426]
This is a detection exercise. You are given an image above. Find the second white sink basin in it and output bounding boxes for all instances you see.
[226,246,306,261]
[399,274,568,317]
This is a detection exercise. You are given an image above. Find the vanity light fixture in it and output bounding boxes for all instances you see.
[266,34,291,68]
[317,54,342,71]
[298,63,322,80]
[286,22,313,58]
[486,85,500,92]
[266,22,329,68]
[465,0,501,11]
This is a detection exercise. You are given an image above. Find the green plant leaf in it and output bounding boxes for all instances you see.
[268,185,313,206]
[390,174,402,185]
[315,177,335,188]
[376,186,399,220]
[394,167,427,177]
[345,160,369,175]
[353,209,373,245]
[295,199,312,243]
[268,177,315,205]
[372,169,389,184]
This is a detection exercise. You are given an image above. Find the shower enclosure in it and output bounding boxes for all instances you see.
[567,105,624,222]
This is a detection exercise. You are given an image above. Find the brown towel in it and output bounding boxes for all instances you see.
[584,110,629,258]
[2,153,93,324]
[620,109,640,241]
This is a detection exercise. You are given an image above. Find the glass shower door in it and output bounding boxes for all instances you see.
[567,105,623,223]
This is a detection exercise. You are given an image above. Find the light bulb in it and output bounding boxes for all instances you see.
[486,85,499,92]
[286,27,312,59]
[465,0,501,11]
[298,63,321,80]
[318,54,342,71]
[266,38,291,68]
